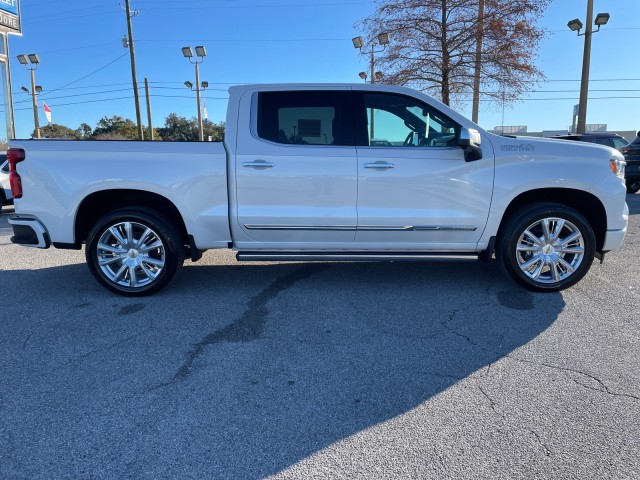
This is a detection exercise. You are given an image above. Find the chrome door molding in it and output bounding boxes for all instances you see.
[244,224,357,231]
[244,224,477,232]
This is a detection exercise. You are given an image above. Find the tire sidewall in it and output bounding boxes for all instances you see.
[86,208,184,296]
[497,204,595,292]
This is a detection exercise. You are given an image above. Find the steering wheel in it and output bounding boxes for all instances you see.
[403,131,414,146]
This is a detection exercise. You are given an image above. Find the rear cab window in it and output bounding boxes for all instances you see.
[256,91,354,146]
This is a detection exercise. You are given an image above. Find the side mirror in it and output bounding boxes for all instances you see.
[458,127,483,162]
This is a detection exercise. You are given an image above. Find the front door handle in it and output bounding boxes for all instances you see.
[363,162,395,169]
[243,161,274,168]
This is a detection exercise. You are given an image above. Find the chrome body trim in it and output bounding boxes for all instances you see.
[363,162,395,169]
[242,161,274,168]
[244,224,477,232]
[245,224,356,231]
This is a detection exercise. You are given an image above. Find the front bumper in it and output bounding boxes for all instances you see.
[602,202,628,252]
[8,216,51,248]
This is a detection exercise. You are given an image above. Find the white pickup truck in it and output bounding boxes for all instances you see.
[7,83,628,295]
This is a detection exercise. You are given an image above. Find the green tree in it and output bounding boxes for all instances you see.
[92,115,139,140]
[158,113,224,142]
[144,126,163,141]
[157,113,198,141]
[76,123,93,139]
[203,121,225,142]
[38,124,81,139]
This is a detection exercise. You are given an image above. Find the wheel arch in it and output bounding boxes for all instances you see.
[497,188,607,252]
[75,189,189,247]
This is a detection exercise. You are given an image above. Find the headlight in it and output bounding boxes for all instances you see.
[609,158,626,179]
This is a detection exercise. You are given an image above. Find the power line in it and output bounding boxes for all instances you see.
[41,53,130,98]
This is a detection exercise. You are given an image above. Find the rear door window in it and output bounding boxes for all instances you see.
[257,91,354,146]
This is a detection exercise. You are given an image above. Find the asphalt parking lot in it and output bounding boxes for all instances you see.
[1,196,639,479]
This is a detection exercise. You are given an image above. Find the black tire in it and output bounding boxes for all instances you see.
[496,203,595,292]
[626,180,640,194]
[85,208,185,296]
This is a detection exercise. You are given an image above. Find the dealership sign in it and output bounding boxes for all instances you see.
[0,0,21,34]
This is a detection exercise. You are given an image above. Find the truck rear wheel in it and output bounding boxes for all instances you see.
[85,208,184,296]
[496,203,595,292]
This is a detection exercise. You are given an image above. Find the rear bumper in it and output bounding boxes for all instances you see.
[8,216,51,248]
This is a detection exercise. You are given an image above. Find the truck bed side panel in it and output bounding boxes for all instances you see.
[9,140,231,249]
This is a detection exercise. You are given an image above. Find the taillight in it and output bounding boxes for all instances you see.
[619,145,630,155]
[7,148,25,199]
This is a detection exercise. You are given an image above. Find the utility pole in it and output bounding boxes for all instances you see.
[124,0,144,140]
[471,0,484,124]
[144,77,153,140]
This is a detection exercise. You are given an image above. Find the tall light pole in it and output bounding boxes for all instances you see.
[182,46,207,141]
[353,33,390,139]
[567,2,610,134]
[123,0,144,140]
[16,53,41,139]
[352,32,390,84]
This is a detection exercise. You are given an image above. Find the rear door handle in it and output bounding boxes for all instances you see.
[243,161,274,168]
[363,162,395,169]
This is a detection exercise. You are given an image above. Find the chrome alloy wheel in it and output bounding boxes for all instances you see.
[96,221,166,288]
[515,217,585,284]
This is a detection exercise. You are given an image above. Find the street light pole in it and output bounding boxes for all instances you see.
[182,46,207,141]
[353,33,390,140]
[16,53,41,139]
[194,61,203,142]
[567,1,610,134]
[29,69,40,139]
[577,0,594,135]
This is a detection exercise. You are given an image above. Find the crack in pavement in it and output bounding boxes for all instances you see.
[508,357,640,402]
[440,303,495,350]
[478,384,552,457]
[443,305,640,403]
[153,264,329,389]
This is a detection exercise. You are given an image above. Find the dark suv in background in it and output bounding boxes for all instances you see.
[552,132,630,150]
[620,132,640,193]
[553,133,638,193]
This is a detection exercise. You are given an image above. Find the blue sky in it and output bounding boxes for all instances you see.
[2,0,639,140]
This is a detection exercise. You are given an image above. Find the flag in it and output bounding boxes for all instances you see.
[43,103,52,125]
[203,101,208,124]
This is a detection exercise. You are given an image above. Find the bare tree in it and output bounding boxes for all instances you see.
[356,0,549,115]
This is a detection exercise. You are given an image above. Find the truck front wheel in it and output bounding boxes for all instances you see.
[496,203,595,292]
[85,208,184,296]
